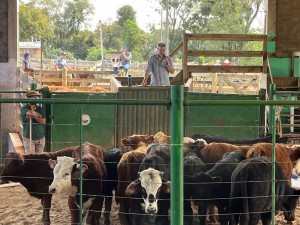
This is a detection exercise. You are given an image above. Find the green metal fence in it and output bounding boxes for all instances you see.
[1,85,300,225]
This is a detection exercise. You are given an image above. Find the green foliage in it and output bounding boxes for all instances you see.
[20,0,264,64]
[19,4,54,41]
[86,47,101,61]
[117,5,137,26]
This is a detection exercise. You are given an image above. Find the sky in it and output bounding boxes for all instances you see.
[89,0,162,31]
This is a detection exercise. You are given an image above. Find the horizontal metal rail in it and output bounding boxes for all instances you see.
[185,100,300,106]
[0,98,170,105]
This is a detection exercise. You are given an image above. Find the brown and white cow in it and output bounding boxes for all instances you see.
[49,142,107,225]
[0,147,75,225]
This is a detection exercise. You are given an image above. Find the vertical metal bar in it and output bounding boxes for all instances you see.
[269,83,276,225]
[171,85,184,225]
[79,107,83,225]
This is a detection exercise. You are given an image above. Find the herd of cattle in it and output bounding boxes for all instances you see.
[1,132,300,225]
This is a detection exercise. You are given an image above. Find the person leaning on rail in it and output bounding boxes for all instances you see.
[141,42,175,86]
[21,90,46,153]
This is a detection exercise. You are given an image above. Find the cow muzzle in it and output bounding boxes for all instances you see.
[49,187,56,194]
[146,206,157,214]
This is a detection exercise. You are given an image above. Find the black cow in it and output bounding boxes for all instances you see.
[184,150,246,225]
[125,143,171,225]
[190,133,288,145]
[0,147,75,225]
[103,148,125,225]
[228,156,300,225]
[184,151,207,225]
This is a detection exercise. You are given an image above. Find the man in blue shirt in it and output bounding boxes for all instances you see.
[22,53,35,76]
[54,52,71,70]
[113,46,132,75]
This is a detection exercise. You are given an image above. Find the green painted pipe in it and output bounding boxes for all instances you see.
[0,90,27,93]
[275,91,300,95]
[79,108,83,225]
[0,98,170,105]
[269,84,276,225]
[185,100,300,106]
[171,85,184,225]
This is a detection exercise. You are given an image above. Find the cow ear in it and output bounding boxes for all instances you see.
[125,179,141,196]
[121,138,131,147]
[76,164,88,173]
[146,135,155,143]
[48,159,57,169]
[162,180,171,193]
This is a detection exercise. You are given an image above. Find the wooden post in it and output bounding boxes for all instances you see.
[211,73,218,93]
[62,68,68,86]
[183,33,188,83]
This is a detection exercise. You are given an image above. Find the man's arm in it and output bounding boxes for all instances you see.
[26,111,46,124]
[141,70,150,86]
[166,64,175,74]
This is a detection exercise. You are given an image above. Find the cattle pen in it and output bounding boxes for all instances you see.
[1,84,300,225]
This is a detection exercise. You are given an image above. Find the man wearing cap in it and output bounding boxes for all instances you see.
[22,53,35,76]
[54,52,71,70]
[21,91,46,153]
[113,46,132,75]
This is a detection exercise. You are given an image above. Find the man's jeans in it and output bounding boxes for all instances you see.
[113,64,130,75]
[23,137,45,154]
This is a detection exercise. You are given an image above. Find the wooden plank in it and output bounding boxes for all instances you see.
[186,33,265,41]
[0,183,21,189]
[183,34,188,82]
[8,133,25,155]
[170,69,184,85]
[187,50,263,57]
[169,42,183,58]
[188,65,263,73]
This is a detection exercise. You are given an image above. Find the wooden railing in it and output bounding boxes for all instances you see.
[182,33,268,82]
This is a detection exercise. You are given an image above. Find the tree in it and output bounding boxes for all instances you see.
[67,30,96,60]
[52,0,95,49]
[19,3,54,41]
[117,5,137,26]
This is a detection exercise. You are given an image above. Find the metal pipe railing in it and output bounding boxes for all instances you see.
[269,84,276,225]
[2,86,300,225]
[171,85,184,225]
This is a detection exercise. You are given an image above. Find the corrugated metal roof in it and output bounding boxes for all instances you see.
[19,41,41,49]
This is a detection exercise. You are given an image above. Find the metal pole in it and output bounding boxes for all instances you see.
[79,108,83,225]
[269,83,276,225]
[171,85,184,225]
[100,20,104,65]
[165,0,169,55]
[160,8,163,42]
[40,39,43,86]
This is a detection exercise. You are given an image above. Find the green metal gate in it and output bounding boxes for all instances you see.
[47,92,117,151]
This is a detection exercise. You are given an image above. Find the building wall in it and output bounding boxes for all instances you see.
[276,0,300,57]
[268,0,300,57]
[0,0,19,158]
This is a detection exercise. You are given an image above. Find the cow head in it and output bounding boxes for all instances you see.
[153,131,171,144]
[281,188,300,221]
[48,156,88,196]
[125,168,170,214]
[0,152,25,184]
[121,134,155,150]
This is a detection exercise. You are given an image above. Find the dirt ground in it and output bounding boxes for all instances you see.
[0,184,299,225]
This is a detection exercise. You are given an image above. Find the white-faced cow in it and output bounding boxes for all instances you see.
[125,143,171,225]
[49,142,107,225]
[0,147,75,225]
